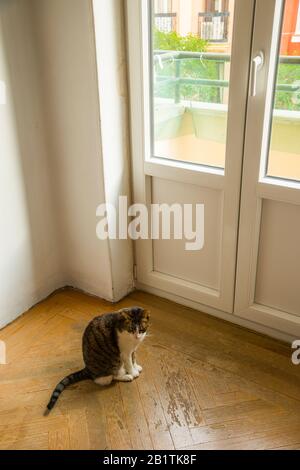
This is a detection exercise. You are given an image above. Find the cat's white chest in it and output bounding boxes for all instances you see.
[117,330,144,355]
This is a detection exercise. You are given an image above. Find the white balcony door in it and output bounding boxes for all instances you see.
[127,0,300,337]
[235,0,300,337]
[127,0,254,313]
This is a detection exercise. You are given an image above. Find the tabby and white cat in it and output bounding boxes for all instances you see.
[45,307,150,414]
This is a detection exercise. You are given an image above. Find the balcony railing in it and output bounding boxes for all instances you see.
[153,51,300,107]
[155,13,177,33]
[198,12,230,42]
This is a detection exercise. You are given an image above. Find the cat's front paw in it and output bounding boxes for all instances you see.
[135,364,143,373]
[122,374,134,382]
[131,368,140,379]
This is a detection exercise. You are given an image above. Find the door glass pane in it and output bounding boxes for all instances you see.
[151,0,235,168]
[267,0,300,182]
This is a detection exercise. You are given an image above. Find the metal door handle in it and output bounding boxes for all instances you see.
[250,52,264,97]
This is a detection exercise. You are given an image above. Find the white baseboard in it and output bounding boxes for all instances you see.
[136,282,295,344]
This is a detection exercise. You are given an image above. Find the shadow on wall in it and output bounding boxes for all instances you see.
[0,0,63,328]
[30,0,117,299]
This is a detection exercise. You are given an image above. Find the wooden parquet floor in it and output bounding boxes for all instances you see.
[0,288,300,450]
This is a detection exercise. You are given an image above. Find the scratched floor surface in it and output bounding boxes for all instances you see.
[0,288,300,450]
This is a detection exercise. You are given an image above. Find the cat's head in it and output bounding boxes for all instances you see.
[118,307,150,340]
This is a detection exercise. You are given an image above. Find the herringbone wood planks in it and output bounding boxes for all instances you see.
[0,289,300,450]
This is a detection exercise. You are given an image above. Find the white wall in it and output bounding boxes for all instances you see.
[32,0,133,301]
[0,0,63,328]
[32,0,115,301]
[0,0,134,328]
[93,0,134,300]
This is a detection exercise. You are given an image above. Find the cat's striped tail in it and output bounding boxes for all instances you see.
[44,368,91,415]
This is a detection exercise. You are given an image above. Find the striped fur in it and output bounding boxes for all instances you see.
[44,368,91,414]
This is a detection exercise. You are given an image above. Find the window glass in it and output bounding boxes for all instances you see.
[151,0,235,168]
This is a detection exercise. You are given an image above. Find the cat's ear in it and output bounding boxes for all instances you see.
[119,308,130,319]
